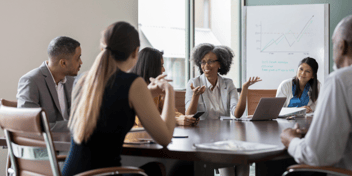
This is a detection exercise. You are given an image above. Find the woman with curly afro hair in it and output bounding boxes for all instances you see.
[185,43,261,119]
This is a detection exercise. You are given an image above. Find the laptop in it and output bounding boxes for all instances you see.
[236,97,286,121]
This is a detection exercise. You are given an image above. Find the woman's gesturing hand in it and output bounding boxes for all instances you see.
[148,74,172,97]
[190,83,206,96]
[242,76,262,89]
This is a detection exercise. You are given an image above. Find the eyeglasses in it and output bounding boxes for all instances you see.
[200,60,219,65]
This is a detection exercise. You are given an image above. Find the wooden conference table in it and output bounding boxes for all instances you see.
[0,117,312,176]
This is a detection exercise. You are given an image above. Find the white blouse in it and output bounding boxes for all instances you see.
[204,76,226,118]
[276,78,320,111]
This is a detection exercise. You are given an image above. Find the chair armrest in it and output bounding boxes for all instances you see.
[57,155,67,162]
[75,166,147,176]
[285,164,352,176]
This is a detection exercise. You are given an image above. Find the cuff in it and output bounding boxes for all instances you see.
[288,137,301,156]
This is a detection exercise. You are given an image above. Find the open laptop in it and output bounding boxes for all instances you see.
[236,97,286,121]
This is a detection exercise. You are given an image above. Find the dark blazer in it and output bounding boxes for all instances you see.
[16,61,74,132]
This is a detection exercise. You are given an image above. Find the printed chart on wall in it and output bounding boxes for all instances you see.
[243,4,329,89]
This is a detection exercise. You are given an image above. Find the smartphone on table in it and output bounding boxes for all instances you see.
[193,112,205,119]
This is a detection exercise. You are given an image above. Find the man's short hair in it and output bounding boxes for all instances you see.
[47,36,80,60]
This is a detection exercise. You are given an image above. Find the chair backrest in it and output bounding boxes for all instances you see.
[0,106,60,176]
[175,91,186,114]
[0,99,17,107]
[247,89,277,115]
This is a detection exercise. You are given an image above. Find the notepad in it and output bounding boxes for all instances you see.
[194,140,279,152]
[279,107,306,117]
[129,127,145,132]
[220,116,235,120]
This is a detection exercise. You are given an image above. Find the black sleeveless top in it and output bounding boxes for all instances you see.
[62,71,139,176]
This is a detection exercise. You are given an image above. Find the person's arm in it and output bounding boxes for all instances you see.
[281,75,351,166]
[234,86,246,118]
[234,77,262,118]
[185,82,205,115]
[16,76,40,108]
[276,79,291,107]
[129,77,175,147]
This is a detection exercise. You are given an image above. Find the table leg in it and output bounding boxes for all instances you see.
[194,161,216,176]
[235,164,250,176]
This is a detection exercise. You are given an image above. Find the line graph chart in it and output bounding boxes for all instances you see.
[245,4,326,89]
[256,15,315,53]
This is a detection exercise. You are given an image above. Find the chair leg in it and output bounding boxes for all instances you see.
[6,152,13,176]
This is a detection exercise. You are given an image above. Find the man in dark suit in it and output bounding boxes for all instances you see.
[17,36,82,132]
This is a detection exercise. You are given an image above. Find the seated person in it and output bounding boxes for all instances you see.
[62,21,175,176]
[16,36,82,132]
[130,47,198,126]
[276,57,320,113]
[185,43,261,119]
[281,15,352,173]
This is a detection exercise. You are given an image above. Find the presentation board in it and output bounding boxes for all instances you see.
[242,4,329,89]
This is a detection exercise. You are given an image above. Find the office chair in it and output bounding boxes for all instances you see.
[0,106,147,176]
[247,89,277,115]
[0,99,17,108]
[0,98,17,176]
[283,164,352,176]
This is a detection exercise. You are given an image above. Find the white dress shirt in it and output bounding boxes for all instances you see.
[45,62,69,120]
[288,65,352,172]
[204,77,226,118]
[276,78,321,111]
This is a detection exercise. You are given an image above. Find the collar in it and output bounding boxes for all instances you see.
[205,75,220,90]
[45,61,67,85]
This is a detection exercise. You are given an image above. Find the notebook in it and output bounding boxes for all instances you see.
[235,97,286,121]
[194,140,280,152]
[278,107,306,118]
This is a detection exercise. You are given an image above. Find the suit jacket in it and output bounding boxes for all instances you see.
[185,74,238,120]
[16,61,74,132]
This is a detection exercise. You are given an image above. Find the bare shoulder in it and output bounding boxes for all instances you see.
[130,77,148,93]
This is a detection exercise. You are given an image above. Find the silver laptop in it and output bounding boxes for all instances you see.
[236,97,286,121]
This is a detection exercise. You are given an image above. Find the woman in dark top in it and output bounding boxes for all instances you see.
[62,22,175,176]
[130,47,198,126]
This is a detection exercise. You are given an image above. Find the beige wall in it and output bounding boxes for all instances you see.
[0,0,138,175]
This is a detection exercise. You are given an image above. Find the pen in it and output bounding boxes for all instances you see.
[173,136,188,138]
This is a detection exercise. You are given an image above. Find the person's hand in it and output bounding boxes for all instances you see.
[301,106,313,113]
[148,75,171,97]
[242,76,262,89]
[280,123,303,148]
[176,115,199,126]
[190,83,206,96]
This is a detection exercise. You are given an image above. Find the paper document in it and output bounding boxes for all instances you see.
[130,127,145,132]
[279,107,306,117]
[220,116,235,120]
[194,140,279,152]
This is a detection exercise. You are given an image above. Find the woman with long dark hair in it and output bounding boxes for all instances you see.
[62,22,175,176]
[131,47,198,126]
[276,57,320,113]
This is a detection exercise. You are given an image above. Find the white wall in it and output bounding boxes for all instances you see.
[210,0,241,87]
[0,0,138,175]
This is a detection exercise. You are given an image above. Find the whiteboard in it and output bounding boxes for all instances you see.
[242,4,329,89]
